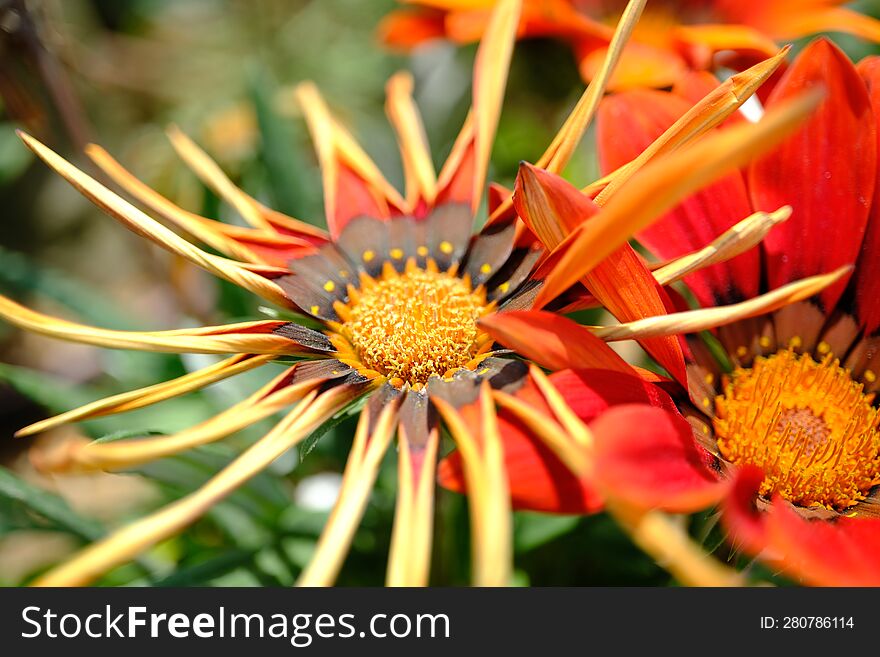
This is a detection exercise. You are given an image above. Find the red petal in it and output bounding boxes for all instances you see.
[378,9,447,49]
[721,465,770,556]
[597,89,758,307]
[748,38,876,312]
[766,502,880,586]
[592,405,725,513]
[514,164,687,384]
[438,368,679,514]
[852,56,880,334]
[479,310,634,374]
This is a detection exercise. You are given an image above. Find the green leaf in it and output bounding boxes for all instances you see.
[150,549,258,587]
[0,123,34,184]
[513,512,580,553]
[248,68,320,220]
[299,394,368,459]
[0,466,105,541]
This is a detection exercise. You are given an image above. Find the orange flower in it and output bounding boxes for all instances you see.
[0,0,824,587]
[474,37,880,586]
[380,0,880,90]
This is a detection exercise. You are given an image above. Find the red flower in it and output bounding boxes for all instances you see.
[587,38,880,585]
[380,0,880,90]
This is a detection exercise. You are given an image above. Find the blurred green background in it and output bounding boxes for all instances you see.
[0,0,878,587]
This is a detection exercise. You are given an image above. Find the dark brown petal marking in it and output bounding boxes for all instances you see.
[844,335,880,393]
[853,488,880,519]
[498,279,542,312]
[486,247,542,302]
[365,382,404,434]
[275,274,341,321]
[463,221,516,287]
[426,356,527,407]
[817,311,861,360]
[770,300,826,354]
[424,203,473,271]
[335,215,390,277]
[386,216,420,271]
[272,322,337,353]
[398,388,435,450]
[717,316,777,368]
[263,358,354,396]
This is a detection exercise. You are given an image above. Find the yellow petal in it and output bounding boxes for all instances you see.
[433,385,511,586]
[166,125,273,231]
[297,399,400,586]
[469,0,521,209]
[0,294,296,354]
[17,131,290,307]
[386,424,439,586]
[592,266,852,342]
[652,206,791,286]
[31,383,363,587]
[538,0,647,175]
[16,354,274,438]
[34,368,332,472]
[385,72,437,208]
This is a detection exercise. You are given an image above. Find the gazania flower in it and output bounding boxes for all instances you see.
[380,0,880,90]
[482,37,880,586]
[0,0,826,587]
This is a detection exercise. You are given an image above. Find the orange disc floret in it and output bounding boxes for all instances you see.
[714,349,880,511]
[329,258,495,387]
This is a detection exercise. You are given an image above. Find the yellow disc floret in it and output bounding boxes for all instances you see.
[330,260,493,387]
[714,350,880,511]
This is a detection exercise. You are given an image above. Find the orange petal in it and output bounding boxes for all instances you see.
[295,82,406,237]
[385,72,437,211]
[535,88,822,309]
[592,404,726,513]
[479,310,632,374]
[514,163,686,383]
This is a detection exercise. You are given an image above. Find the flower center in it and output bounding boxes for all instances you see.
[332,264,492,387]
[713,350,880,511]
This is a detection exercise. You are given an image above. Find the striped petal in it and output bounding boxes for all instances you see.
[514,163,686,382]
[296,82,406,237]
[749,38,876,312]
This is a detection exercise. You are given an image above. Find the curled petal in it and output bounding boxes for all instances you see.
[592,266,852,342]
[591,405,725,513]
[16,354,274,438]
[536,89,823,309]
[31,383,365,587]
[17,132,291,307]
[0,295,302,354]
